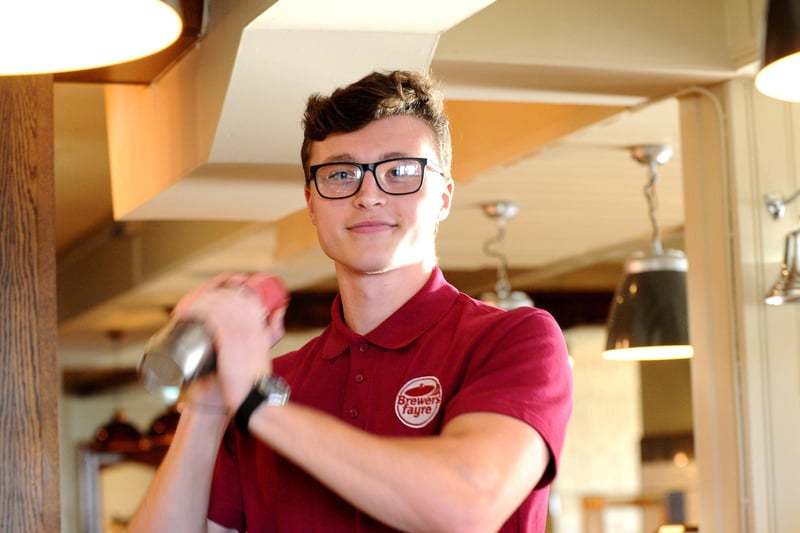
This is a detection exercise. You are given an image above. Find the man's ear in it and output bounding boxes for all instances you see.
[438,178,454,221]
[305,187,317,226]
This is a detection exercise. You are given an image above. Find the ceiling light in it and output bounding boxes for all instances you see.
[0,0,183,76]
[755,0,800,101]
[603,145,693,361]
[479,201,534,311]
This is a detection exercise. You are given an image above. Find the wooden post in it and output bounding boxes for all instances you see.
[0,75,60,531]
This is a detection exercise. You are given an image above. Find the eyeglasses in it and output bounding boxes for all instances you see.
[308,157,443,200]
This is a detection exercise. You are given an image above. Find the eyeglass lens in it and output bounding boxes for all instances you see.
[314,158,425,199]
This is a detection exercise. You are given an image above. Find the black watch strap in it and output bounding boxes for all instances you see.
[234,375,290,434]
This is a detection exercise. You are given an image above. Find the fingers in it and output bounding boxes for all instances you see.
[174,272,289,326]
[241,273,290,320]
[170,272,288,409]
[172,271,243,319]
[267,304,288,347]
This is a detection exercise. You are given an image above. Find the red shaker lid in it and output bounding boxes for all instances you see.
[242,273,290,314]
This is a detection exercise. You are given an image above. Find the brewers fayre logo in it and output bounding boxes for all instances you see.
[395,376,442,428]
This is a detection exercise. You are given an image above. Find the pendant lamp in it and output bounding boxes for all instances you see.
[0,0,183,76]
[603,145,693,361]
[479,201,534,311]
[755,0,800,101]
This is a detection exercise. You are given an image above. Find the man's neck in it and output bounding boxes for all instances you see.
[336,263,434,335]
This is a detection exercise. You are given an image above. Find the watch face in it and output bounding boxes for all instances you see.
[258,375,290,406]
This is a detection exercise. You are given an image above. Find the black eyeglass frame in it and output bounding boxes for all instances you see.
[307,156,444,200]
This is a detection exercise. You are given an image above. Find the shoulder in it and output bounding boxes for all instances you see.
[451,292,563,337]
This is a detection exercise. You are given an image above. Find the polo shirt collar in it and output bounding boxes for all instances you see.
[321,268,458,358]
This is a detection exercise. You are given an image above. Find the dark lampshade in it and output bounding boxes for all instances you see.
[604,250,693,361]
[755,0,800,101]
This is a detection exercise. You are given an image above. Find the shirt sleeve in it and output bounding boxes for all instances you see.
[443,306,573,488]
[207,427,246,532]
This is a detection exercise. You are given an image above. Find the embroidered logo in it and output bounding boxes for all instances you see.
[395,376,442,428]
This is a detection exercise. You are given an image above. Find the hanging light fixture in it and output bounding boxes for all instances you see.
[0,0,183,76]
[92,330,144,453]
[603,145,693,361]
[763,189,800,304]
[479,201,534,311]
[755,0,800,101]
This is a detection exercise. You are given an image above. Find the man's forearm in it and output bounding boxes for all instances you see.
[128,406,230,533]
[248,402,548,533]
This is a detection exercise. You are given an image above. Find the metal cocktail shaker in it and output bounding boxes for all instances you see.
[137,273,289,403]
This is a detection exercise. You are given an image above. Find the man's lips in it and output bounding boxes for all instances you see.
[347,220,396,233]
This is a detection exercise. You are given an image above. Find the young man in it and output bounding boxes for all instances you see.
[129,70,572,533]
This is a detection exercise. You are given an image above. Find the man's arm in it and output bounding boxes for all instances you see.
[247,402,550,533]
[138,276,554,532]
[129,274,284,533]
[127,401,231,533]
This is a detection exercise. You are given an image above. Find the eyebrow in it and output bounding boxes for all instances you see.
[321,151,411,163]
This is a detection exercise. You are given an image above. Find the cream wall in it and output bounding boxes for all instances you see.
[681,78,800,533]
[554,325,643,533]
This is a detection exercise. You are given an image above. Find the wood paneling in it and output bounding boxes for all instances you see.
[0,75,60,532]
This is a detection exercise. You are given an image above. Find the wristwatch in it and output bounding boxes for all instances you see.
[234,374,290,434]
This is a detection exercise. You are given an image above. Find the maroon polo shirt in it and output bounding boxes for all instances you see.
[208,268,573,532]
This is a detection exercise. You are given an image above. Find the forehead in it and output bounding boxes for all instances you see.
[309,115,438,164]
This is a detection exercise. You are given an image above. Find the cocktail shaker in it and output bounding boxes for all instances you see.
[137,273,289,403]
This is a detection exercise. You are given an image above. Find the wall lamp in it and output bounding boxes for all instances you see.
[603,145,693,361]
[755,0,800,101]
[0,0,183,76]
[764,189,800,305]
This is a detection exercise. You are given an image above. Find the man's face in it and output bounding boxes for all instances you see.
[305,115,453,277]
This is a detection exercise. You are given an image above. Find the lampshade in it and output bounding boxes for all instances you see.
[603,144,692,361]
[603,250,693,361]
[0,0,183,75]
[755,0,800,101]
[764,226,800,304]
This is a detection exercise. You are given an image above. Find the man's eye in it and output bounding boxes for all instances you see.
[323,168,358,181]
[385,164,420,178]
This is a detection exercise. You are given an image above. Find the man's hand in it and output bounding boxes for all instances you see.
[173,271,288,411]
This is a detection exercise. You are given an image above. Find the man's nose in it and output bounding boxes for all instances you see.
[353,170,386,204]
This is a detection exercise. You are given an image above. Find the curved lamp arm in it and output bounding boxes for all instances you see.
[765,189,800,220]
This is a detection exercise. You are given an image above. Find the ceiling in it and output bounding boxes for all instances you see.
[52,0,759,372]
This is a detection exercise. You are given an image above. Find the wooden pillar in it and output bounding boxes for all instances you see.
[0,75,60,531]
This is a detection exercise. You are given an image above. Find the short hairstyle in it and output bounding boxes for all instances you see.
[300,70,452,184]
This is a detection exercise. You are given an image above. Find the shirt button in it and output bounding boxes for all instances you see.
[349,407,359,418]
[359,343,368,352]
[354,373,365,383]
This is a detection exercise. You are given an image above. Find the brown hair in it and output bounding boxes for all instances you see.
[300,70,452,183]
